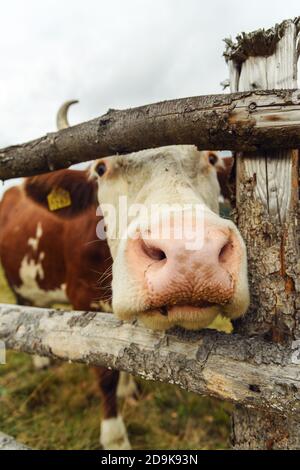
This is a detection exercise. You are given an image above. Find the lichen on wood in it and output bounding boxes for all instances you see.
[224,17,300,64]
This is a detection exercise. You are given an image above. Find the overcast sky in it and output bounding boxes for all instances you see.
[0,0,299,194]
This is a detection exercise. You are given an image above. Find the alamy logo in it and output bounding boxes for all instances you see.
[291,340,300,365]
[95,198,207,251]
[0,340,6,364]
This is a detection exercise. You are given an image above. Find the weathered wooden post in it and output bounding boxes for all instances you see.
[225,18,300,449]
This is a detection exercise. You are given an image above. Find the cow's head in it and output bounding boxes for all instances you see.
[92,145,249,330]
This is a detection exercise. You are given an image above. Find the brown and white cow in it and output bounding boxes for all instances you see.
[0,103,138,450]
[0,169,140,449]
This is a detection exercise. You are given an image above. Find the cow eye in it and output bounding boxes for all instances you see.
[95,162,107,177]
[209,154,218,166]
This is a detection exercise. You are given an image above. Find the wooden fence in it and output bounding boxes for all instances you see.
[0,17,299,449]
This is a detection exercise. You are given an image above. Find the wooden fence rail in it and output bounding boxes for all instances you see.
[1,89,300,180]
[0,303,299,417]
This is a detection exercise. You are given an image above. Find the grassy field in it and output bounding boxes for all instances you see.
[0,264,232,450]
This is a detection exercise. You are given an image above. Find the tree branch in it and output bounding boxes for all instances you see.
[0,303,299,416]
[1,89,300,180]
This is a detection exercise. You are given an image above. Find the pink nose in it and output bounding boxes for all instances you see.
[129,219,239,308]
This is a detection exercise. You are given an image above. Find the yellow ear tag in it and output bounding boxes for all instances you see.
[47,187,72,211]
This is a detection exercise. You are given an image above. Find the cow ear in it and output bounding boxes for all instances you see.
[24,169,97,218]
[216,156,234,201]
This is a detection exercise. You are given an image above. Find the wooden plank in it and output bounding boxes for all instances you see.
[227,18,300,449]
[230,20,300,340]
[1,90,300,180]
[0,303,299,416]
[0,432,31,450]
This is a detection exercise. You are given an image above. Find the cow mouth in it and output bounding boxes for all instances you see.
[136,301,221,330]
[153,301,218,318]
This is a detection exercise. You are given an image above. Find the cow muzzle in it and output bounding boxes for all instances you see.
[112,211,249,330]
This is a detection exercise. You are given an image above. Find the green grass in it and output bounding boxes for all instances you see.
[0,264,16,304]
[0,265,232,450]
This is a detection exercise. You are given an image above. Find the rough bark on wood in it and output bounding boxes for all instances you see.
[0,432,31,450]
[2,90,300,180]
[0,304,300,417]
[231,407,300,450]
[227,18,300,450]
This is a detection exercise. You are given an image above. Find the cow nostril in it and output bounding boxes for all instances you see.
[219,240,234,264]
[141,240,167,261]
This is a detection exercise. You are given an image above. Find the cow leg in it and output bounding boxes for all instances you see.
[32,355,51,370]
[94,367,131,450]
[117,372,139,399]
[67,291,132,448]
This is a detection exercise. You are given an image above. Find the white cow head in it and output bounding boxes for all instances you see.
[93,145,249,330]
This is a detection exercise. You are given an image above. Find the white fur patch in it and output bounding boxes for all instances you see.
[14,254,68,307]
[100,415,131,450]
[28,222,43,252]
[32,355,51,370]
[117,372,138,399]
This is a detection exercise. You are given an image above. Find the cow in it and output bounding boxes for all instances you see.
[1,102,249,449]
[0,103,138,450]
[0,169,141,448]
[16,146,242,332]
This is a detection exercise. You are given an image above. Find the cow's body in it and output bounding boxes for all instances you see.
[0,172,112,310]
[0,170,133,450]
